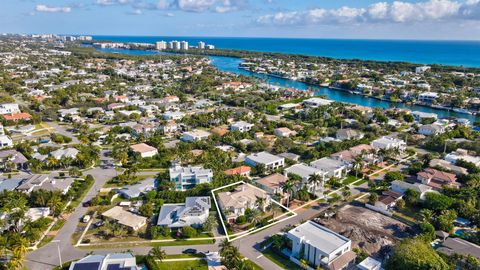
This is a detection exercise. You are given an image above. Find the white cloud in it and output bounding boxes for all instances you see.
[35,4,71,13]
[96,0,130,6]
[257,0,479,25]
[176,0,215,12]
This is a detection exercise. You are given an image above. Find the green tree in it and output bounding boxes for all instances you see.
[385,238,449,270]
[149,246,166,263]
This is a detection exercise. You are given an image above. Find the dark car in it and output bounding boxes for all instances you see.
[182,248,197,254]
[82,200,91,207]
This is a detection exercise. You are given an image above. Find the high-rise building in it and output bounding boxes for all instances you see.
[180,41,189,50]
[206,44,215,50]
[173,41,181,50]
[78,36,93,41]
[197,41,205,49]
[156,41,167,50]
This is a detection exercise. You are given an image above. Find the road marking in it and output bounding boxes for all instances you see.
[256,254,263,259]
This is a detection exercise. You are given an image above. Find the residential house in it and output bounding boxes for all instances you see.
[371,136,406,151]
[181,129,211,142]
[0,178,24,192]
[256,173,288,197]
[445,149,480,167]
[162,111,185,120]
[285,163,327,194]
[50,147,79,160]
[366,191,403,215]
[412,111,438,122]
[418,124,446,136]
[274,127,296,137]
[2,112,32,122]
[310,157,349,179]
[118,178,156,199]
[0,135,13,149]
[159,120,178,134]
[335,129,364,141]
[16,174,50,193]
[130,143,158,158]
[0,149,28,170]
[0,103,20,115]
[25,207,50,222]
[330,144,378,165]
[102,206,147,231]
[169,163,213,191]
[245,151,285,171]
[357,257,382,270]
[418,92,439,104]
[157,196,211,228]
[230,121,254,133]
[217,183,271,223]
[33,177,75,194]
[302,98,333,108]
[287,221,356,270]
[417,168,458,190]
[390,180,436,201]
[429,159,468,175]
[224,166,251,177]
[68,253,140,270]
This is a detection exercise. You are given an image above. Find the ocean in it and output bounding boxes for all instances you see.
[92,36,480,67]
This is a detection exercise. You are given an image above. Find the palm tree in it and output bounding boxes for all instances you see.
[202,215,218,232]
[219,238,232,257]
[247,209,262,226]
[149,246,166,262]
[352,156,364,178]
[46,156,59,169]
[342,189,351,200]
[308,174,323,193]
[419,209,434,222]
[281,180,295,207]
[270,202,280,220]
[255,196,267,212]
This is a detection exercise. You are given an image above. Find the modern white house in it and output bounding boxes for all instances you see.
[418,92,439,103]
[0,135,13,149]
[444,149,480,167]
[162,111,185,120]
[310,157,349,179]
[302,98,333,108]
[412,111,438,122]
[217,183,270,223]
[230,121,254,133]
[169,163,213,191]
[245,151,285,171]
[157,196,211,228]
[68,253,140,270]
[287,221,356,270]
[0,103,20,115]
[390,180,437,201]
[418,124,446,136]
[181,129,211,142]
[130,143,158,158]
[371,137,406,151]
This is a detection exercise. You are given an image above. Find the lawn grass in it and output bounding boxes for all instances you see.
[343,176,360,185]
[156,259,207,270]
[354,179,368,186]
[262,248,302,270]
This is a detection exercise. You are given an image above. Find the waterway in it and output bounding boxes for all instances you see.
[93,47,479,122]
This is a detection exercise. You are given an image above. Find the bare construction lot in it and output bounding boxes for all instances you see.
[319,204,412,256]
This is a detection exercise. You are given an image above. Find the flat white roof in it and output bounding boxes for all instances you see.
[288,221,350,254]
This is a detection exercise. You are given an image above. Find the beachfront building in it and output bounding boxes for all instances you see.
[169,163,213,191]
[287,221,356,270]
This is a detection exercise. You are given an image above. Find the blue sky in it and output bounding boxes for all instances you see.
[2,0,480,39]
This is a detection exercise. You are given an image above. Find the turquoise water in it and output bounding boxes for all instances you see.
[93,36,480,67]
[92,47,479,122]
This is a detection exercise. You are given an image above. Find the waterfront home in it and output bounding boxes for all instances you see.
[130,143,158,158]
[444,149,480,167]
[412,111,438,122]
[169,162,213,191]
[230,121,254,133]
[310,157,349,179]
[245,151,285,171]
[418,124,446,136]
[217,183,270,223]
[181,129,211,142]
[302,97,333,108]
[224,165,251,177]
[417,168,458,190]
[118,177,156,199]
[390,180,436,201]
[418,91,439,103]
[68,253,140,270]
[157,196,210,228]
[102,206,147,231]
[371,136,406,151]
[287,221,356,270]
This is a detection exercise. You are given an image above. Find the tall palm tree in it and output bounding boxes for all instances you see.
[149,246,166,262]
[46,156,59,169]
[308,174,323,193]
[247,209,262,226]
[255,196,267,212]
[281,180,295,207]
[352,156,364,178]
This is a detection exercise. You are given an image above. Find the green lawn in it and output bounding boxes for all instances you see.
[262,248,302,270]
[157,259,208,270]
[353,179,367,186]
[343,176,360,185]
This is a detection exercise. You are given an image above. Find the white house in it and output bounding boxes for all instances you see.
[418,124,446,136]
[371,136,406,151]
[274,127,297,137]
[285,163,327,193]
[245,151,285,171]
[0,103,20,115]
[230,121,254,133]
[390,180,436,201]
[157,196,211,228]
[412,111,438,122]
[181,129,211,142]
[69,253,140,270]
[302,98,333,108]
[310,157,349,179]
[0,135,13,149]
[287,221,356,270]
[50,148,79,160]
[169,163,213,191]
[445,149,480,167]
[418,92,439,103]
[102,206,147,231]
[162,111,185,120]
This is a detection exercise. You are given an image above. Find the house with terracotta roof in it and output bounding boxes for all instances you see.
[211,127,228,137]
[417,168,458,190]
[2,112,32,122]
[130,143,158,158]
[224,166,251,177]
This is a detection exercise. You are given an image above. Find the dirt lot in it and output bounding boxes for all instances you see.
[318,204,412,256]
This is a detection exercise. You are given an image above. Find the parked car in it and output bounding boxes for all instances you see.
[182,248,197,254]
[82,215,91,223]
